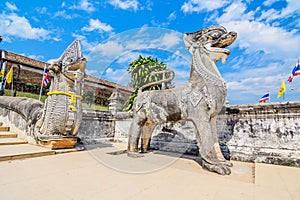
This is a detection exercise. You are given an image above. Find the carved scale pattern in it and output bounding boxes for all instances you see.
[193,48,226,89]
[38,40,85,137]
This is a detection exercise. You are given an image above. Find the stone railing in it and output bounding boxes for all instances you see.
[219,102,300,167]
[0,103,115,145]
[111,102,300,167]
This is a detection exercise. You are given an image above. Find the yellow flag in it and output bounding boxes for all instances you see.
[0,70,4,77]
[6,67,13,84]
[277,80,286,98]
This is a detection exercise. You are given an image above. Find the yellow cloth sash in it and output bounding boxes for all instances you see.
[47,91,82,112]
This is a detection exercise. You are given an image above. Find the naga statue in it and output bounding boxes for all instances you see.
[127,26,237,175]
[36,40,86,149]
[0,40,86,149]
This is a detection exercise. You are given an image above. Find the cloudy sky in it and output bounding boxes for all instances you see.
[0,0,300,105]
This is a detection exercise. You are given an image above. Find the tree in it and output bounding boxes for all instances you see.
[123,55,173,111]
[84,90,95,107]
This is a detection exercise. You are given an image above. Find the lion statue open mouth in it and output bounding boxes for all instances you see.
[127,26,237,175]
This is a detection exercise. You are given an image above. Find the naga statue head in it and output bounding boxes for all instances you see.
[49,40,86,82]
[184,26,237,64]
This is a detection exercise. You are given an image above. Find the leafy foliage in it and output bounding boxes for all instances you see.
[84,90,95,107]
[123,55,173,111]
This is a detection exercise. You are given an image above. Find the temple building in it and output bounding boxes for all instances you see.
[0,50,133,106]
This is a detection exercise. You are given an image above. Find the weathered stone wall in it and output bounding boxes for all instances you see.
[112,102,300,167]
[113,112,133,143]
[77,110,114,144]
[219,102,300,167]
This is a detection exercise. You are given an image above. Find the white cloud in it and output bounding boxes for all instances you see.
[259,0,300,24]
[257,8,280,23]
[181,0,230,13]
[278,0,300,19]
[82,19,113,33]
[36,7,48,15]
[92,41,124,57]
[263,0,277,6]
[160,32,181,49]
[115,51,142,64]
[70,0,95,13]
[5,2,18,11]
[200,0,300,104]
[86,27,192,80]
[27,54,44,60]
[0,13,50,41]
[143,0,153,11]
[54,10,73,19]
[168,11,177,21]
[71,33,97,52]
[221,20,299,59]
[85,69,98,76]
[123,39,149,50]
[103,67,130,85]
[108,0,139,11]
[216,1,300,61]
[47,58,58,64]
[150,11,177,28]
[217,1,254,22]
[164,52,191,86]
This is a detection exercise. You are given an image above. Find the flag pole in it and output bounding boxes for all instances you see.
[39,64,46,101]
[10,66,13,96]
[0,61,6,95]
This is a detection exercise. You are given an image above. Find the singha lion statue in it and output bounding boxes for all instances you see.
[127,26,237,175]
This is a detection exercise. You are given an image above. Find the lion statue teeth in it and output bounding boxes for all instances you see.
[127,26,237,175]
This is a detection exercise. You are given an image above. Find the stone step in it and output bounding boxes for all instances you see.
[0,127,10,132]
[0,122,3,126]
[0,138,28,146]
[0,144,55,162]
[0,132,18,139]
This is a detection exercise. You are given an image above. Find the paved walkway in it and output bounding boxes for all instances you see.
[0,142,299,200]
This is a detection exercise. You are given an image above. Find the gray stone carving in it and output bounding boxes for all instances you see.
[108,88,125,114]
[0,40,86,149]
[127,26,237,175]
[36,40,86,149]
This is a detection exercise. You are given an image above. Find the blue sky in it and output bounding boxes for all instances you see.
[0,0,300,105]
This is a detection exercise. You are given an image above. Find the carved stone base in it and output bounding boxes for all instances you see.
[38,137,77,150]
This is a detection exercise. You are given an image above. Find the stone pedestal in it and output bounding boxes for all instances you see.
[38,137,77,150]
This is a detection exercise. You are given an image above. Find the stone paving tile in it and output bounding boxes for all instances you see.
[0,142,299,200]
